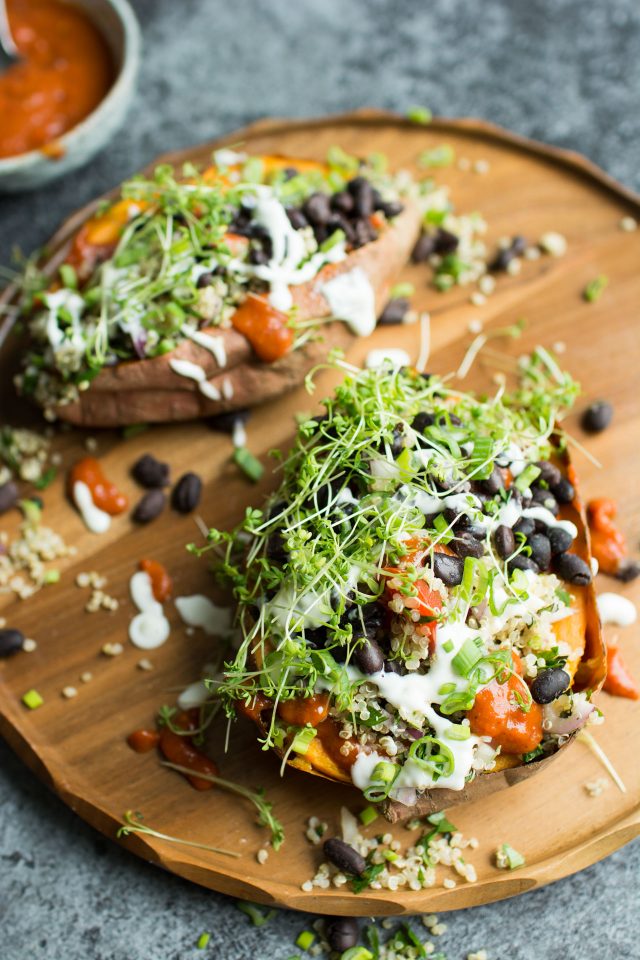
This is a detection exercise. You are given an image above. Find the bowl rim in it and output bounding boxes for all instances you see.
[0,0,141,172]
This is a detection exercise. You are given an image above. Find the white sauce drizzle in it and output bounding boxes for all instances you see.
[232,418,247,448]
[175,595,233,636]
[213,148,247,167]
[183,327,227,368]
[321,267,377,337]
[169,358,206,382]
[72,481,111,534]
[222,378,234,400]
[199,381,221,401]
[128,571,171,650]
[177,679,210,711]
[597,592,637,627]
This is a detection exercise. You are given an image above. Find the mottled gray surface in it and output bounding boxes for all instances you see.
[1,0,639,957]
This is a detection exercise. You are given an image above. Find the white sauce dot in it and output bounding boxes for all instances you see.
[175,595,232,636]
[73,481,111,534]
[597,593,637,627]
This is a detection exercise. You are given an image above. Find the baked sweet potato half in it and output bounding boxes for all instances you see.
[14,150,421,426]
[210,358,605,821]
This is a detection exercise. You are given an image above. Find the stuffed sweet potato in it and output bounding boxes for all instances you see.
[210,357,605,821]
[14,150,422,426]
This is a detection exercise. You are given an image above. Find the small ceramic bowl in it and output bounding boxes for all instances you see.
[0,0,141,193]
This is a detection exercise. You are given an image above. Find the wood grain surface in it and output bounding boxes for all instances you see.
[0,111,639,916]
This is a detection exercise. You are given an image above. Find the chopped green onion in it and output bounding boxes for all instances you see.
[34,466,57,490]
[433,513,452,543]
[290,725,317,755]
[363,760,399,801]
[418,144,455,168]
[359,805,379,827]
[320,228,346,252]
[43,569,60,585]
[445,723,471,741]
[406,106,432,125]
[233,447,264,482]
[441,642,454,655]
[19,498,42,525]
[408,736,455,779]
[295,930,315,951]
[583,274,608,303]
[389,282,415,299]
[242,156,265,183]
[22,689,44,710]
[196,932,210,950]
[514,464,541,492]
[427,811,458,834]
[341,948,374,960]
[468,435,494,480]
[383,849,398,862]
[59,263,78,289]
[236,901,277,926]
[497,842,526,869]
[452,637,483,677]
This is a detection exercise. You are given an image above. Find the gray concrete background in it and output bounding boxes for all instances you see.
[1,0,639,957]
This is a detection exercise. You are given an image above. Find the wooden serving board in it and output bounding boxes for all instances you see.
[1,111,639,916]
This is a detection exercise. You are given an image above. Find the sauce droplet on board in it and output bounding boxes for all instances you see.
[139,559,172,603]
[69,457,128,515]
[126,729,161,753]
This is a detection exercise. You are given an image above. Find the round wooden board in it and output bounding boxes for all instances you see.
[1,111,639,916]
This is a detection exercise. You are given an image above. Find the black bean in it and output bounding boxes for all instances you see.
[434,228,459,255]
[554,551,592,585]
[248,247,269,265]
[411,232,437,263]
[616,560,640,583]
[0,628,25,658]
[437,412,462,427]
[286,207,308,230]
[548,527,574,555]
[330,191,354,215]
[342,602,384,640]
[282,166,299,180]
[412,411,435,433]
[0,481,18,515]
[196,271,213,289]
[489,235,526,272]
[323,838,366,877]
[326,917,360,953]
[347,176,375,217]
[535,460,562,487]
[531,487,559,515]
[508,554,540,574]
[378,297,410,325]
[494,524,516,559]
[478,466,503,496]
[528,533,552,571]
[304,626,328,648]
[208,409,250,435]
[551,478,575,504]
[266,530,287,563]
[353,218,376,247]
[131,454,170,489]
[132,489,166,524]
[381,200,404,219]
[433,552,465,586]
[451,531,484,560]
[531,667,570,704]
[326,213,356,245]
[303,192,332,226]
[581,400,613,434]
[171,473,202,514]
[513,517,535,538]
[353,637,385,674]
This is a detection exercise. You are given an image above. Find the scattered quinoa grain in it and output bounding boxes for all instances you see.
[470,292,486,307]
[257,848,269,864]
[62,686,78,699]
[442,878,456,890]
[137,658,154,671]
[84,437,98,453]
[101,642,124,657]
[478,274,496,295]
[468,318,484,334]
[22,638,37,653]
[584,777,609,797]
[473,159,490,174]
[80,671,93,683]
[539,231,567,257]
[619,216,637,232]
[468,951,489,960]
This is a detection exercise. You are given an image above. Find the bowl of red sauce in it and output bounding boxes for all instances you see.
[0,0,140,192]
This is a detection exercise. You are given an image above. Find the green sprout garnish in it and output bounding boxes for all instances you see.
[117,810,240,858]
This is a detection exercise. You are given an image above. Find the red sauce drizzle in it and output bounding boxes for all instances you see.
[467,655,543,754]
[158,710,218,791]
[69,457,128,515]
[126,729,160,753]
[277,692,330,727]
[139,559,172,602]
[231,294,294,362]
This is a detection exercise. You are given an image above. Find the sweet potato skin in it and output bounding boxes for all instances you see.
[55,201,422,426]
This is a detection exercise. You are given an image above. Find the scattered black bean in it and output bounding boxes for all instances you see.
[208,409,251,435]
[132,489,166,524]
[508,554,540,574]
[531,667,570,704]
[342,602,384,640]
[551,478,575,504]
[196,271,213,289]
[248,247,269,265]
[131,454,170,488]
[513,517,535,537]
[531,487,559,515]
[282,166,299,180]
[266,530,287,563]
[381,199,404,219]
[616,560,640,583]
[0,628,24,658]
[451,531,485,560]
[433,552,465,586]
[535,460,562,487]
[353,636,385,674]
[325,917,360,953]
[494,524,516,560]
[347,176,375,217]
[0,481,18,515]
[434,228,459,255]
[378,297,410,325]
[303,192,332,226]
[554,552,592,585]
[411,411,435,433]
[478,466,503,496]
[411,232,437,263]
[304,626,328,648]
[548,527,574,555]
[330,191,355,215]
[527,533,552,571]
[581,400,613,434]
[171,472,202,514]
[323,838,366,877]
[489,235,526,272]
[286,207,308,230]
[353,218,376,247]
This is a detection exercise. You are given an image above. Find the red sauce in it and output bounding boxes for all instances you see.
[69,457,128,515]
[159,727,219,791]
[0,0,114,159]
[587,498,627,576]
[603,643,640,700]
[236,690,272,724]
[316,719,359,770]
[277,692,330,727]
[468,656,543,754]
[139,559,172,603]
[126,729,160,753]
[231,294,294,362]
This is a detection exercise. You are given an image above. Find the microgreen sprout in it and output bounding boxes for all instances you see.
[117,810,240,858]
